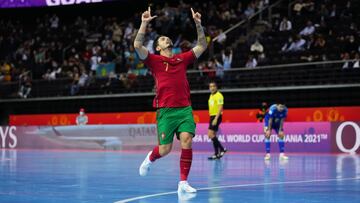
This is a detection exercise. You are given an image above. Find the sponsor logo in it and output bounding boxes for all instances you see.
[0,126,17,149]
[46,0,103,6]
[336,122,360,154]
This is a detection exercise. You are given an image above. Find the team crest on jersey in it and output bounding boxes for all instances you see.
[161,132,166,140]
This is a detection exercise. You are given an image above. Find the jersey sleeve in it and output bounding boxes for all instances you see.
[143,53,157,71]
[217,93,224,105]
[179,50,196,67]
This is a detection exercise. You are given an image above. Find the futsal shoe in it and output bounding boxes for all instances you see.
[178,181,197,193]
[178,191,197,201]
[208,154,220,160]
[264,153,271,160]
[218,148,228,158]
[279,153,289,160]
[139,151,152,176]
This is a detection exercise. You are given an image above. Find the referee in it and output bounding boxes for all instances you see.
[208,81,227,160]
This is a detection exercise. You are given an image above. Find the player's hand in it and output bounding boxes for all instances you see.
[265,130,271,137]
[191,8,201,24]
[142,7,157,23]
[212,118,217,126]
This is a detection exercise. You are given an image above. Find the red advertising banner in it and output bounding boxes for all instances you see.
[0,122,358,154]
[9,106,360,126]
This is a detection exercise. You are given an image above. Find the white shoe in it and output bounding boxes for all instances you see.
[279,153,289,160]
[178,192,197,201]
[139,151,152,176]
[178,181,197,193]
[264,153,271,160]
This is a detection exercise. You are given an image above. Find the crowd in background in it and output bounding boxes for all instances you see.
[0,0,359,98]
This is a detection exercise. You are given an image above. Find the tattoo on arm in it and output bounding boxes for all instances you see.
[196,23,207,48]
[134,33,145,47]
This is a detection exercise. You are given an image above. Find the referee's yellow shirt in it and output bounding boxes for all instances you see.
[208,91,224,116]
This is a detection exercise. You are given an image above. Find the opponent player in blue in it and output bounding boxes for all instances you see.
[264,104,289,160]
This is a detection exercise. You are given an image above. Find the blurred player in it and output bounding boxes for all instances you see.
[76,108,88,125]
[256,102,268,122]
[264,104,289,160]
[207,81,227,160]
[134,7,207,194]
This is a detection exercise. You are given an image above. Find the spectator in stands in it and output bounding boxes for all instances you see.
[245,55,257,68]
[119,73,132,91]
[329,4,337,19]
[281,36,293,52]
[1,62,12,82]
[353,53,360,68]
[78,69,89,88]
[213,57,224,79]
[293,0,315,16]
[222,48,233,71]
[279,17,292,32]
[90,51,102,75]
[340,1,352,20]
[299,20,315,36]
[101,71,117,94]
[49,14,60,30]
[344,35,358,54]
[318,4,329,20]
[342,53,350,69]
[205,58,217,79]
[112,23,123,44]
[244,2,255,18]
[287,35,306,52]
[305,34,315,50]
[314,34,326,52]
[250,40,265,61]
[125,45,140,72]
[70,67,80,96]
[18,70,32,99]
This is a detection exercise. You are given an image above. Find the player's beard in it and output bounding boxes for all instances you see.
[166,41,173,50]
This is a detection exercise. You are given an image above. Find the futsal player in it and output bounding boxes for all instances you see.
[134,7,207,193]
[264,104,289,160]
[207,81,227,160]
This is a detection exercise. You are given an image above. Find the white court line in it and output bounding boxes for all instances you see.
[114,177,360,203]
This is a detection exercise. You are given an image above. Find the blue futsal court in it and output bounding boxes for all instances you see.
[1,149,359,203]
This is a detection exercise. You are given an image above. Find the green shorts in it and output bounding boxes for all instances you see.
[156,106,196,145]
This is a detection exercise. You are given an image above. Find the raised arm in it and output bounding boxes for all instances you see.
[191,8,207,58]
[134,7,157,60]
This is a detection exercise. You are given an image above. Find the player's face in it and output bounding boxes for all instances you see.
[277,105,285,112]
[209,83,217,94]
[156,36,173,51]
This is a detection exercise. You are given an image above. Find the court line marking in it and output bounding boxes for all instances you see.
[114,177,360,203]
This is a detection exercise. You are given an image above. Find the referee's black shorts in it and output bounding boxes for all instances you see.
[208,115,222,132]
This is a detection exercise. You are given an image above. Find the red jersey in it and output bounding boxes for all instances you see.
[144,51,196,108]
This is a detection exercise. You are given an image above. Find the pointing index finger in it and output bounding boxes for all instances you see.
[148,6,151,13]
[191,7,195,15]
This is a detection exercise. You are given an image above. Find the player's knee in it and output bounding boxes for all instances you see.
[180,134,193,149]
[208,130,215,138]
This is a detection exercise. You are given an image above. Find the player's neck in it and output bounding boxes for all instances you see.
[160,49,173,58]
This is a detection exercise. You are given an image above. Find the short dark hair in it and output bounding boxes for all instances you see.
[209,81,217,86]
[153,35,163,55]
